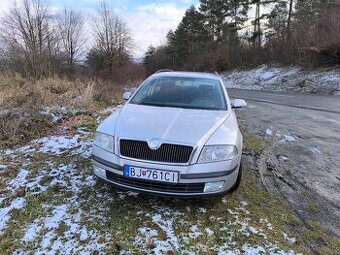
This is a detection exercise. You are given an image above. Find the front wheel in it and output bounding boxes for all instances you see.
[228,162,243,193]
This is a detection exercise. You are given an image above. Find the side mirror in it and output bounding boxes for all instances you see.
[231,99,247,109]
[122,91,132,100]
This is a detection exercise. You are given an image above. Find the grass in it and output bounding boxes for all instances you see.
[0,192,51,254]
[0,72,135,149]
[303,220,340,255]
[65,161,309,253]
[1,112,339,254]
[243,133,265,155]
[307,202,320,213]
[1,144,309,254]
[76,118,98,132]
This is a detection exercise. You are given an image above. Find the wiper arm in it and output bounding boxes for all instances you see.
[138,102,168,107]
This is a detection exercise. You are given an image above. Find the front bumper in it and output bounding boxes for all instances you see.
[92,145,240,197]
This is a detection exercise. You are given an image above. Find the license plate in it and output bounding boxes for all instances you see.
[123,165,179,183]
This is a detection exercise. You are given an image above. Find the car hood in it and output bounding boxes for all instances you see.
[114,104,229,146]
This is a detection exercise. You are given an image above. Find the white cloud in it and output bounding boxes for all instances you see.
[0,1,189,58]
[121,3,187,58]
[0,0,12,17]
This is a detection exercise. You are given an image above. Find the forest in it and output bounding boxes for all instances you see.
[0,0,339,79]
[144,0,340,75]
[0,0,144,81]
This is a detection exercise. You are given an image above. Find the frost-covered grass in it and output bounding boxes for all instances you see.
[0,127,308,255]
[222,65,340,95]
[6,112,340,254]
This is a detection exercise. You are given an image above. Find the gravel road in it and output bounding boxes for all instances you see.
[230,89,340,237]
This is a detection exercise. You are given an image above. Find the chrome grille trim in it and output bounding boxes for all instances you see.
[119,139,194,163]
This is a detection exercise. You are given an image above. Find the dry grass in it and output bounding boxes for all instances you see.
[0,72,137,148]
[0,73,109,111]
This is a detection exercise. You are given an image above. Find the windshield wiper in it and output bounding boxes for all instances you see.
[131,101,225,111]
[137,102,169,107]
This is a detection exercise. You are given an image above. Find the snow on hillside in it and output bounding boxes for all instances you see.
[222,65,340,95]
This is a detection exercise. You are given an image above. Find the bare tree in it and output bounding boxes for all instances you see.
[57,8,84,74]
[0,0,57,77]
[90,1,132,74]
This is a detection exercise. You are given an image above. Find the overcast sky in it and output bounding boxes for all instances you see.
[0,0,199,58]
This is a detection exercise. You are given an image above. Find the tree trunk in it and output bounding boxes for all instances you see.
[287,0,293,40]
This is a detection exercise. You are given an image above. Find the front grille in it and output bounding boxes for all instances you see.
[120,139,193,163]
[106,171,204,193]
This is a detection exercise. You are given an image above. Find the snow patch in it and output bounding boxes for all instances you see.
[44,205,68,229]
[310,147,321,154]
[135,208,181,254]
[222,65,340,95]
[189,225,201,239]
[266,128,273,136]
[138,227,158,240]
[22,223,41,242]
[151,213,180,251]
[40,106,68,123]
[117,191,139,200]
[242,244,266,254]
[283,135,296,142]
[15,134,92,158]
[278,156,289,162]
[198,207,207,213]
[0,197,26,233]
[8,169,29,192]
[205,228,214,236]
[260,219,273,231]
[80,227,89,241]
[283,232,297,244]
[265,127,300,143]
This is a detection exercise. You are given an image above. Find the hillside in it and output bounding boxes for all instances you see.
[223,65,340,96]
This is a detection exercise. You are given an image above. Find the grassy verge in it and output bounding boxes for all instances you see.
[0,72,135,149]
[0,127,309,254]
[1,113,339,254]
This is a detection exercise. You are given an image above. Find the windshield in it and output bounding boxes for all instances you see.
[130,76,227,110]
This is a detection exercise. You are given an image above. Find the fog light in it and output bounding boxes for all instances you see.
[204,181,225,193]
[93,165,106,179]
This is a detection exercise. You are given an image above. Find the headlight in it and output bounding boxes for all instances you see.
[197,145,238,163]
[93,132,114,152]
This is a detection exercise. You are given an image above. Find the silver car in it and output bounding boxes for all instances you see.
[91,71,247,197]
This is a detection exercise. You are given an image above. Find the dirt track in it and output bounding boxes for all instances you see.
[234,97,340,238]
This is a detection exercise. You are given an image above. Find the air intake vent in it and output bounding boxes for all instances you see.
[120,139,193,163]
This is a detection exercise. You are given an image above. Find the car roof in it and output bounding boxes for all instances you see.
[151,71,220,80]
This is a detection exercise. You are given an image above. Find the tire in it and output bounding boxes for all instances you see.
[228,162,243,193]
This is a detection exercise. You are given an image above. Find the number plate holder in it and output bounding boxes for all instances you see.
[123,165,179,183]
